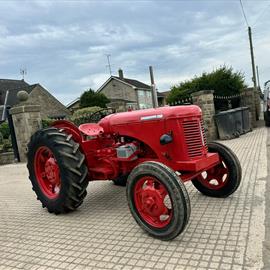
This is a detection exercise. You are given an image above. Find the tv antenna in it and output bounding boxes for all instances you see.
[20,68,27,80]
[105,54,112,76]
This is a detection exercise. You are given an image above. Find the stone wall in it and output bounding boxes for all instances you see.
[10,104,42,162]
[100,79,138,103]
[240,88,257,128]
[192,90,217,141]
[28,85,71,119]
[0,152,15,165]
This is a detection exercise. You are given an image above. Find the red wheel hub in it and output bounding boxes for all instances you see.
[134,176,172,228]
[34,146,61,199]
[45,157,59,183]
[197,159,229,190]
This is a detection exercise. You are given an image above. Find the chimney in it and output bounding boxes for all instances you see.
[118,68,124,79]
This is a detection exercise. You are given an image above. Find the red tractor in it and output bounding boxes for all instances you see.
[27,105,241,240]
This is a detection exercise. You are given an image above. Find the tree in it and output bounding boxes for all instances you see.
[166,66,247,104]
[80,89,110,108]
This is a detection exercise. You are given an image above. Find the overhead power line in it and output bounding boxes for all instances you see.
[239,0,249,27]
[238,1,257,91]
[253,3,270,27]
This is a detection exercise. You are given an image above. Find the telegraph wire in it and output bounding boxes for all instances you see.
[239,0,249,27]
[253,3,270,27]
[239,0,257,92]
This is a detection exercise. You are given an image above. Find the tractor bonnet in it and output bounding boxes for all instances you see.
[99,105,202,133]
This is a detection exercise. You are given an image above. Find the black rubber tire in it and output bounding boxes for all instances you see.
[192,142,242,198]
[27,127,88,214]
[112,174,128,186]
[126,161,190,241]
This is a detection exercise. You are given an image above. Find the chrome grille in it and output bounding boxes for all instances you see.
[183,119,206,158]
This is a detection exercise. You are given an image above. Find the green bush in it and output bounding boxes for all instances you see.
[41,119,55,129]
[0,122,10,139]
[71,106,104,126]
[0,132,3,145]
[80,89,110,108]
[166,66,247,104]
[2,138,12,152]
[72,106,102,118]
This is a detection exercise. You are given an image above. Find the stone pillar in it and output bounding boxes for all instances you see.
[192,90,217,141]
[254,90,261,121]
[10,91,42,162]
[240,88,257,128]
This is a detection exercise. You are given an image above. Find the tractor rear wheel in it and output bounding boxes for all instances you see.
[127,161,190,240]
[192,142,241,198]
[27,127,88,214]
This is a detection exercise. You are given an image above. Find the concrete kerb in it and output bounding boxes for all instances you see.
[263,127,270,269]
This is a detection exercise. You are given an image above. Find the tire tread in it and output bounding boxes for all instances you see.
[27,128,89,214]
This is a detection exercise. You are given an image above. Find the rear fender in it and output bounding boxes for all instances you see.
[52,120,83,143]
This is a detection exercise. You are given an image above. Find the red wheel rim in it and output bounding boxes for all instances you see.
[133,176,173,228]
[197,158,229,190]
[34,146,61,199]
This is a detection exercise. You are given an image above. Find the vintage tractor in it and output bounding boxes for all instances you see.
[27,105,241,240]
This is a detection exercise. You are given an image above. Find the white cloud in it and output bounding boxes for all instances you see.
[0,25,8,36]
[0,0,269,104]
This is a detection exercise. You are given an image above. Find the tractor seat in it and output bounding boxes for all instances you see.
[79,123,104,136]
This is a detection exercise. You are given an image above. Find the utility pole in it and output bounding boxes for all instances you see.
[248,26,257,91]
[149,66,158,108]
[105,54,112,76]
[256,65,261,91]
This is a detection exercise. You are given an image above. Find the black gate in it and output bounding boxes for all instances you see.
[213,94,242,112]
[0,106,20,162]
[169,96,193,106]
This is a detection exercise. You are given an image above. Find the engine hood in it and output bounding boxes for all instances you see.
[99,105,202,132]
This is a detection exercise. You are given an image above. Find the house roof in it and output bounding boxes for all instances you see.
[0,79,33,106]
[0,79,29,92]
[0,81,40,121]
[112,76,151,90]
[97,76,152,93]
[157,92,165,97]
[157,90,170,97]
[66,98,80,109]
[0,79,70,120]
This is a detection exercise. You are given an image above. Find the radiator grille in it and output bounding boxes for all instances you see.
[183,119,206,158]
[201,120,207,146]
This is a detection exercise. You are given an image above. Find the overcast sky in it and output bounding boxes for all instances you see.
[0,0,269,105]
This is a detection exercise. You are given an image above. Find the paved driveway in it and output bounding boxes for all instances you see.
[0,127,268,270]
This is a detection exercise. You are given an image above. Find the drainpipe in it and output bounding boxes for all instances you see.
[1,90,9,121]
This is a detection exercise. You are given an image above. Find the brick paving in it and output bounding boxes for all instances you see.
[0,126,268,270]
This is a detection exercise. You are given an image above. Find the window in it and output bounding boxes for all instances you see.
[137,90,153,109]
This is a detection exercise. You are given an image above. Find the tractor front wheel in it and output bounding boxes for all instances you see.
[192,142,242,197]
[127,161,190,240]
[27,127,89,214]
